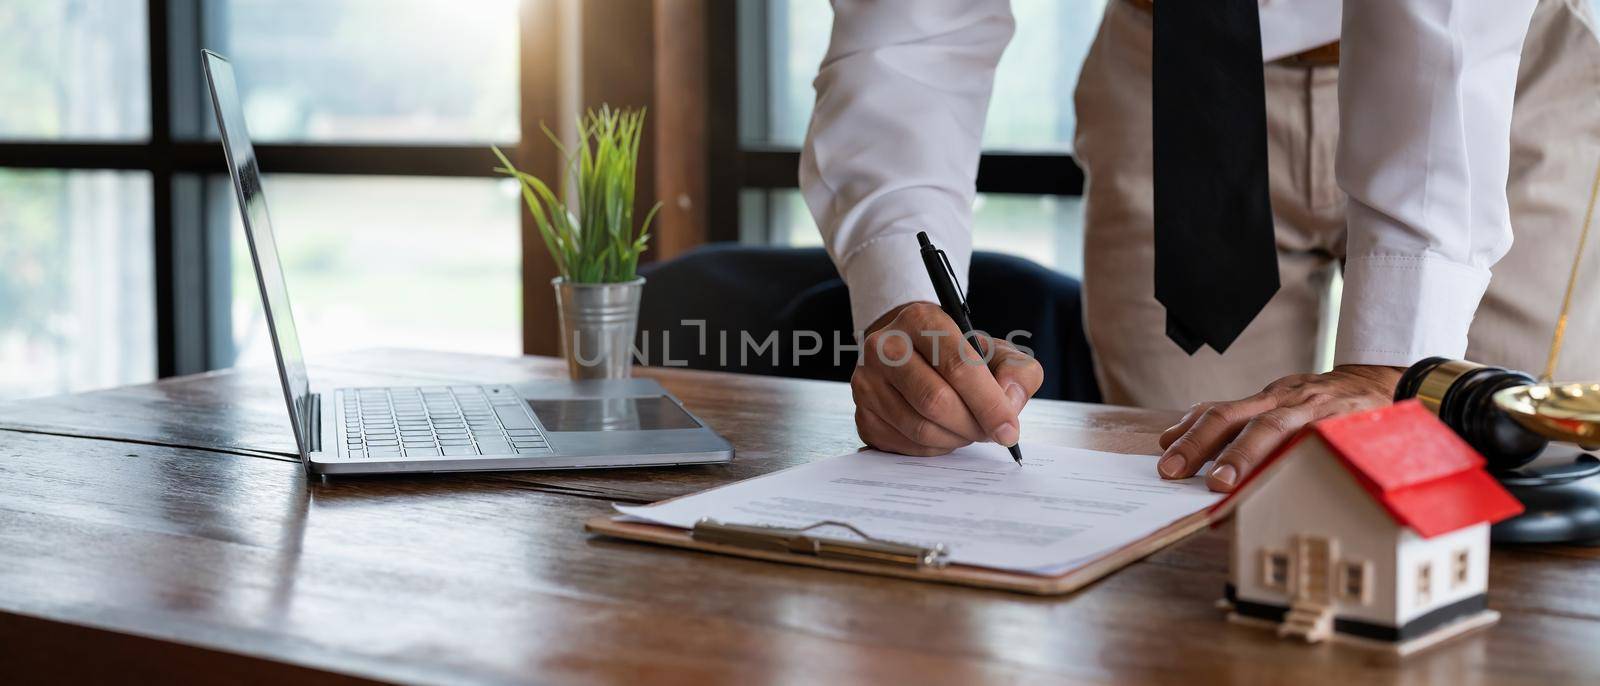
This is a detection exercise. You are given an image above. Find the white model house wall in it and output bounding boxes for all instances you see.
[1394,523,1488,625]
[1231,442,1402,627]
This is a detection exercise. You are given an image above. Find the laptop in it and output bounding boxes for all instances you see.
[201,50,733,475]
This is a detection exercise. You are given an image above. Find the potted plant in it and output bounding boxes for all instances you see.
[493,105,659,379]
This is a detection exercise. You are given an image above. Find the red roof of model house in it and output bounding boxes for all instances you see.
[1212,400,1524,538]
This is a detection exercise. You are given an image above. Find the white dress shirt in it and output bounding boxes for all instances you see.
[800,0,1538,369]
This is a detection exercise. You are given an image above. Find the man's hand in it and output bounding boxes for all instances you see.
[1156,365,1404,492]
[852,302,1044,456]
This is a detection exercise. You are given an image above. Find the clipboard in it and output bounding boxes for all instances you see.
[584,505,1213,596]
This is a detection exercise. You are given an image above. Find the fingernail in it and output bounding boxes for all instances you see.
[1158,453,1185,479]
[1006,383,1026,411]
[994,422,1019,446]
[1209,464,1238,488]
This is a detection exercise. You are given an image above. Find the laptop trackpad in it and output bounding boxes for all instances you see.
[527,396,701,432]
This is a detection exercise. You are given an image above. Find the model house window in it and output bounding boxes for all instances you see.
[1263,550,1291,590]
[1453,549,1470,588]
[1340,561,1370,604]
[1417,563,1433,606]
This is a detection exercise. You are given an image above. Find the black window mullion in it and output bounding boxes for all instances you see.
[169,0,230,372]
[153,0,220,377]
[148,0,183,377]
[0,142,514,177]
[735,147,1085,197]
[704,0,743,244]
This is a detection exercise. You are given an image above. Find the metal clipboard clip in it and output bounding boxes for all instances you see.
[691,518,950,569]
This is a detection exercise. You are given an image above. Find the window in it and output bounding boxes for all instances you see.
[747,0,1104,150]
[1262,550,1291,591]
[225,175,521,364]
[1339,560,1370,604]
[0,170,154,397]
[211,0,518,143]
[0,0,539,400]
[731,1,1102,275]
[1453,549,1470,588]
[0,1,150,140]
[1417,562,1433,606]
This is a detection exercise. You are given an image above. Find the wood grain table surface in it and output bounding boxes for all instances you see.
[2,348,1597,685]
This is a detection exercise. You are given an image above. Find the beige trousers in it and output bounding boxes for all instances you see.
[1074,0,1600,410]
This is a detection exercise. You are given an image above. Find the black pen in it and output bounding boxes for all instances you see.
[917,231,1024,465]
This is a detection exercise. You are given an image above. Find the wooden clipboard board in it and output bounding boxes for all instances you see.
[584,507,1214,596]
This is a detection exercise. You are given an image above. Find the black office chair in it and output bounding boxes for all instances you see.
[636,244,1101,403]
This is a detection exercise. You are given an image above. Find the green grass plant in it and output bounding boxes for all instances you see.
[493,105,659,283]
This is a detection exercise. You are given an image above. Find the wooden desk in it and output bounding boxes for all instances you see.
[2,349,1597,684]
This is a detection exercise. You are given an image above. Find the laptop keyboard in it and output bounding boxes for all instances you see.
[340,385,550,459]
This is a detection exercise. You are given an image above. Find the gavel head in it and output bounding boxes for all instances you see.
[1394,357,1549,472]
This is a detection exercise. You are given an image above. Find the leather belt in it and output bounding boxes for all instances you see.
[1126,0,1340,67]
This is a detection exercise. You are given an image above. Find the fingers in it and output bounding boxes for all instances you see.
[1159,402,1212,450]
[906,320,1020,446]
[988,339,1044,413]
[1204,404,1318,491]
[855,405,950,457]
[1155,367,1405,491]
[851,369,973,451]
[1205,396,1377,491]
[872,350,987,442]
[854,302,1036,455]
[1156,393,1280,480]
[855,307,986,454]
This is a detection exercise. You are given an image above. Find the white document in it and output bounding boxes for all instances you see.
[616,443,1222,575]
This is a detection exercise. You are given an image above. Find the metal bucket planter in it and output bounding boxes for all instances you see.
[552,277,644,379]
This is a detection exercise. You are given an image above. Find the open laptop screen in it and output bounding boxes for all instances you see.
[203,50,314,456]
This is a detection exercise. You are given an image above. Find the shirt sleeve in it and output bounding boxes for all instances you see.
[800,0,1014,333]
[1333,0,1539,367]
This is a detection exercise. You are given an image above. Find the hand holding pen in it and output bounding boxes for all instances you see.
[845,233,1043,462]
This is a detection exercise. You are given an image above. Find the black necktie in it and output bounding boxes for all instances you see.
[1152,0,1278,355]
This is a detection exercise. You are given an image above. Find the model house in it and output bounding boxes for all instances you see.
[1213,400,1524,654]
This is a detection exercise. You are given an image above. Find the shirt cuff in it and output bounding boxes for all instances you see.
[839,230,971,333]
[1333,255,1492,368]
[1257,0,1341,62]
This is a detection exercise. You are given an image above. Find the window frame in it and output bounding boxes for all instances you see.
[1261,549,1292,592]
[0,0,560,379]
[1417,562,1433,606]
[708,2,1087,247]
[1339,560,1371,605]
[1452,548,1471,588]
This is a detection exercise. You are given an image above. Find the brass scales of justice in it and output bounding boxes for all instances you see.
[1393,150,1600,543]
[1494,154,1600,448]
